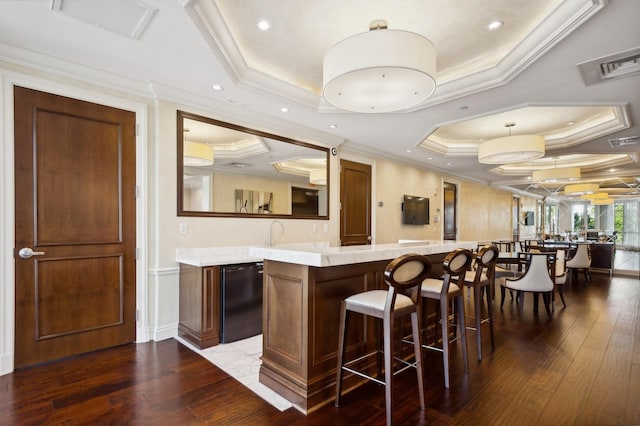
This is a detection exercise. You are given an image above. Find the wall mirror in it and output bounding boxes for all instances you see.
[177,110,329,219]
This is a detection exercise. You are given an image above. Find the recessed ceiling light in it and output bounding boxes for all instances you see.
[487,20,504,31]
[280,107,289,113]
[329,124,338,129]
[428,157,433,160]
[406,149,412,153]
[257,20,270,31]
[609,168,617,172]
[446,162,451,166]
[567,121,575,126]
[212,84,223,91]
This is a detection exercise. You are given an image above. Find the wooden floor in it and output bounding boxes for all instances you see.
[1,273,638,425]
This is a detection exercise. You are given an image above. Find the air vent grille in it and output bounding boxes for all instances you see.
[608,136,640,147]
[224,162,251,168]
[600,55,640,79]
[577,47,640,86]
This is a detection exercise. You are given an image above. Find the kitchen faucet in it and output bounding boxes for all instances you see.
[269,220,284,246]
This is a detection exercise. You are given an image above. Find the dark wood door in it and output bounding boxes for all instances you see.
[443,183,457,240]
[340,160,371,246]
[13,86,137,368]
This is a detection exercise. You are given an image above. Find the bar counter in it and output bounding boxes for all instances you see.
[249,240,475,413]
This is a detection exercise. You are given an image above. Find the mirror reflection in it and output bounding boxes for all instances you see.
[178,111,329,218]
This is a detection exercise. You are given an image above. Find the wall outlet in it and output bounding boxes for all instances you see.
[179,223,188,234]
[312,223,318,233]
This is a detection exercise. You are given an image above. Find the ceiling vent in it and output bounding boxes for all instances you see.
[577,47,640,86]
[608,136,640,147]
[224,162,251,168]
[50,0,157,40]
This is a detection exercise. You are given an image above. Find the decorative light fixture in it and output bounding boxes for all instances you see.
[184,141,214,166]
[478,123,545,164]
[322,20,436,113]
[531,163,581,182]
[309,168,327,185]
[564,183,599,195]
[581,192,609,200]
[591,198,614,205]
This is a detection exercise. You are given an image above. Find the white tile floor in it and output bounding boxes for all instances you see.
[176,335,294,411]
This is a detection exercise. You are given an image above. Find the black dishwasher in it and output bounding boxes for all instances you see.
[220,262,263,343]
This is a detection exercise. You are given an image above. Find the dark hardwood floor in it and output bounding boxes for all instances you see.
[1,273,638,425]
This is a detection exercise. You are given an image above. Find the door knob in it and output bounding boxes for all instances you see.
[18,247,45,259]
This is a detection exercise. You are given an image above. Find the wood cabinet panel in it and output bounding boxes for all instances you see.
[263,261,306,374]
[178,264,220,349]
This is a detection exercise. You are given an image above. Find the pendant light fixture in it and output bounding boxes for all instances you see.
[323,20,437,113]
[581,192,609,200]
[309,168,327,185]
[184,141,214,166]
[564,183,599,195]
[591,198,614,205]
[531,157,580,182]
[478,122,545,164]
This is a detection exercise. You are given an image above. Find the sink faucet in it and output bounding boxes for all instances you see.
[269,220,285,246]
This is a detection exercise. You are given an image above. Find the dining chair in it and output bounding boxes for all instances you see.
[566,242,591,286]
[419,248,472,388]
[462,245,499,361]
[503,253,555,317]
[554,248,567,309]
[335,253,431,426]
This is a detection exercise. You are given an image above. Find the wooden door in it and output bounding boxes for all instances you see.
[443,183,457,240]
[13,86,137,368]
[340,160,371,246]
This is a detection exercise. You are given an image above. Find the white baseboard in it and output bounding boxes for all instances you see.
[0,351,14,376]
[153,323,178,342]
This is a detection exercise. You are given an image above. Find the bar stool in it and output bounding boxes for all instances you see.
[462,245,499,361]
[419,248,473,388]
[335,253,431,426]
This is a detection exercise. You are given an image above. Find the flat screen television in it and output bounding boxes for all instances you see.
[402,195,429,225]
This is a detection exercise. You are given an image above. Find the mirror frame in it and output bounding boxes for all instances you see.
[177,110,330,219]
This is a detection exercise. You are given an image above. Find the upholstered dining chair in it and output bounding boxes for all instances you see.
[503,253,555,317]
[419,248,473,388]
[554,248,567,309]
[566,242,591,286]
[335,253,431,426]
[462,245,499,361]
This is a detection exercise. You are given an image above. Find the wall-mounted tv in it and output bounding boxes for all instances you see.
[402,195,429,225]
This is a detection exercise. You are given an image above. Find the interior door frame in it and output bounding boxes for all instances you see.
[0,73,149,375]
[339,153,376,244]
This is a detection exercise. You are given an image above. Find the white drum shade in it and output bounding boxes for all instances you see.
[323,29,436,113]
[564,183,599,195]
[478,135,545,164]
[532,166,580,182]
[184,141,214,166]
[309,168,327,185]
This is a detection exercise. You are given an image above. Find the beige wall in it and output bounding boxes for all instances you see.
[456,180,513,242]
[374,159,442,243]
